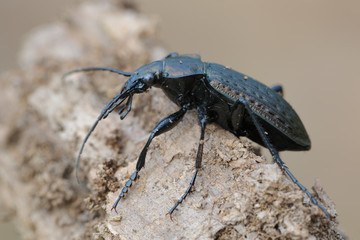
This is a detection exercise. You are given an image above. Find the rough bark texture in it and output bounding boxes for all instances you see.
[0,1,345,239]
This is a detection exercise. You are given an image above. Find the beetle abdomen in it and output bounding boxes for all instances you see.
[205,63,310,149]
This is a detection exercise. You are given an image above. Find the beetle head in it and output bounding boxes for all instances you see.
[121,72,156,95]
[115,72,157,118]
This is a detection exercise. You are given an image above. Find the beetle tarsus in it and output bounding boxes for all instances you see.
[168,116,206,216]
[168,169,199,215]
[112,170,139,211]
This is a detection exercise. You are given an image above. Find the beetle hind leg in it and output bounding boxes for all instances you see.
[237,97,331,219]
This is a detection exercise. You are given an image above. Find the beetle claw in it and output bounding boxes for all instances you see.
[166,212,174,222]
[111,206,118,214]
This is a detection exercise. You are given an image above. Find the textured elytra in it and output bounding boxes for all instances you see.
[205,63,310,148]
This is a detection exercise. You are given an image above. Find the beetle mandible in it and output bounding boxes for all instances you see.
[67,53,331,219]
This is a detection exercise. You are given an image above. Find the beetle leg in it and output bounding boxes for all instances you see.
[168,115,207,216]
[230,102,245,134]
[237,97,331,219]
[271,84,283,96]
[111,105,189,212]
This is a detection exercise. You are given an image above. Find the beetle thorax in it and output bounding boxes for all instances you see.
[157,76,203,107]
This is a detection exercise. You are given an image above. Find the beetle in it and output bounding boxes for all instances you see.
[67,53,331,218]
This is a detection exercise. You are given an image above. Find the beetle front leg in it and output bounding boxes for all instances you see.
[237,97,331,219]
[112,105,189,212]
[167,114,207,217]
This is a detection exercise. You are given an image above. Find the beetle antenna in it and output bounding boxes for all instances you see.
[63,67,132,79]
[75,91,129,183]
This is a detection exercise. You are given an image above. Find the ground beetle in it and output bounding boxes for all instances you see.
[67,53,331,219]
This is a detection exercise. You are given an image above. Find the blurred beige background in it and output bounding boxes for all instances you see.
[1,0,359,238]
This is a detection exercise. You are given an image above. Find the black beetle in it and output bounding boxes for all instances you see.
[67,53,330,218]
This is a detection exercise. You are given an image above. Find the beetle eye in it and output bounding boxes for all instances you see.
[142,72,154,86]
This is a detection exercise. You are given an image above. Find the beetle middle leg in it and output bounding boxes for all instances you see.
[236,97,331,219]
[111,105,189,212]
[167,113,207,217]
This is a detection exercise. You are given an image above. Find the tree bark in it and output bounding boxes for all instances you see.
[0,1,345,239]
